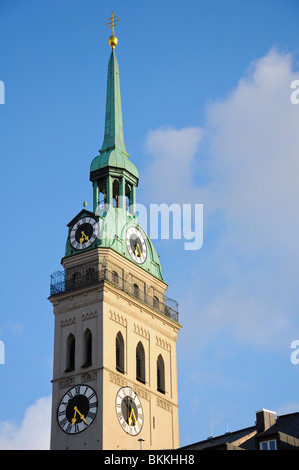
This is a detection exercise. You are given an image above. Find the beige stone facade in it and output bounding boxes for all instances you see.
[49,247,181,450]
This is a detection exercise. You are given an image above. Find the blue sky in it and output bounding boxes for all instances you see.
[1,0,299,449]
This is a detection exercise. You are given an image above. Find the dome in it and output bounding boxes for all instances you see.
[90,149,139,181]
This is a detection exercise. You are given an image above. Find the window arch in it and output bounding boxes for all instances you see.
[112,179,119,207]
[153,296,159,310]
[133,283,139,298]
[86,268,95,281]
[136,341,145,384]
[72,272,81,285]
[112,271,119,286]
[65,333,75,372]
[157,354,165,393]
[98,178,106,210]
[125,183,131,211]
[116,332,125,373]
[82,329,92,368]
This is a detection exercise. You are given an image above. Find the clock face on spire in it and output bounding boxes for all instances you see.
[126,226,147,264]
[69,216,98,251]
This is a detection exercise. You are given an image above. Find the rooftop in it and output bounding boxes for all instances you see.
[181,409,299,450]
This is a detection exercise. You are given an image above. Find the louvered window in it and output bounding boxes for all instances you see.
[82,329,92,368]
[157,354,165,393]
[65,334,75,372]
[136,342,145,383]
[116,332,124,373]
[134,283,139,298]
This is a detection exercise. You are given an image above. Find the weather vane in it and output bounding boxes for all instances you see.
[106,12,120,49]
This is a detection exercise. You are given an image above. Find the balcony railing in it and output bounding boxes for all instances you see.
[50,269,179,323]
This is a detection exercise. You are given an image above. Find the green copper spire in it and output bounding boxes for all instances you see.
[90,22,138,188]
[100,50,128,157]
[86,13,163,282]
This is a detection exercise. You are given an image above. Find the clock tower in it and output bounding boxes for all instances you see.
[49,14,181,450]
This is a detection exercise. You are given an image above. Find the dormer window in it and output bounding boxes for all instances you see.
[259,440,277,450]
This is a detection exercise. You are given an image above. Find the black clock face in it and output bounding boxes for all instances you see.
[57,385,98,434]
[69,217,98,250]
[126,227,147,264]
[115,387,143,436]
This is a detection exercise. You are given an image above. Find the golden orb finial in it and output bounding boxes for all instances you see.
[108,34,118,50]
[106,12,120,50]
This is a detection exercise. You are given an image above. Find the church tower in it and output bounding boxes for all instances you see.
[49,14,181,450]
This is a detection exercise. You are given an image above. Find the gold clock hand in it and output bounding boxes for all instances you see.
[79,231,90,244]
[71,408,78,426]
[134,243,142,257]
[74,406,87,424]
[128,408,138,427]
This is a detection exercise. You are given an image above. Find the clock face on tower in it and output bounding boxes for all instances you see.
[57,385,98,434]
[115,387,143,436]
[69,216,98,251]
[126,226,147,264]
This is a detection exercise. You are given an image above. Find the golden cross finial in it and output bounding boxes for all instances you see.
[106,12,120,49]
[106,12,119,36]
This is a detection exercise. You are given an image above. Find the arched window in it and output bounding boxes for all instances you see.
[136,342,145,384]
[116,332,125,373]
[86,268,95,281]
[82,329,92,368]
[112,271,119,286]
[153,296,159,310]
[98,178,106,210]
[72,272,81,285]
[157,354,165,394]
[125,183,131,211]
[134,283,139,299]
[65,333,75,372]
[112,179,119,207]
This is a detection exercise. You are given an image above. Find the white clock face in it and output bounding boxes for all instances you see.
[115,387,143,436]
[57,385,98,434]
[126,226,147,264]
[69,216,98,250]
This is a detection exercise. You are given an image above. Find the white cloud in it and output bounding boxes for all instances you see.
[0,396,51,450]
[143,48,299,350]
[143,126,203,203]
[206,49,299,257]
